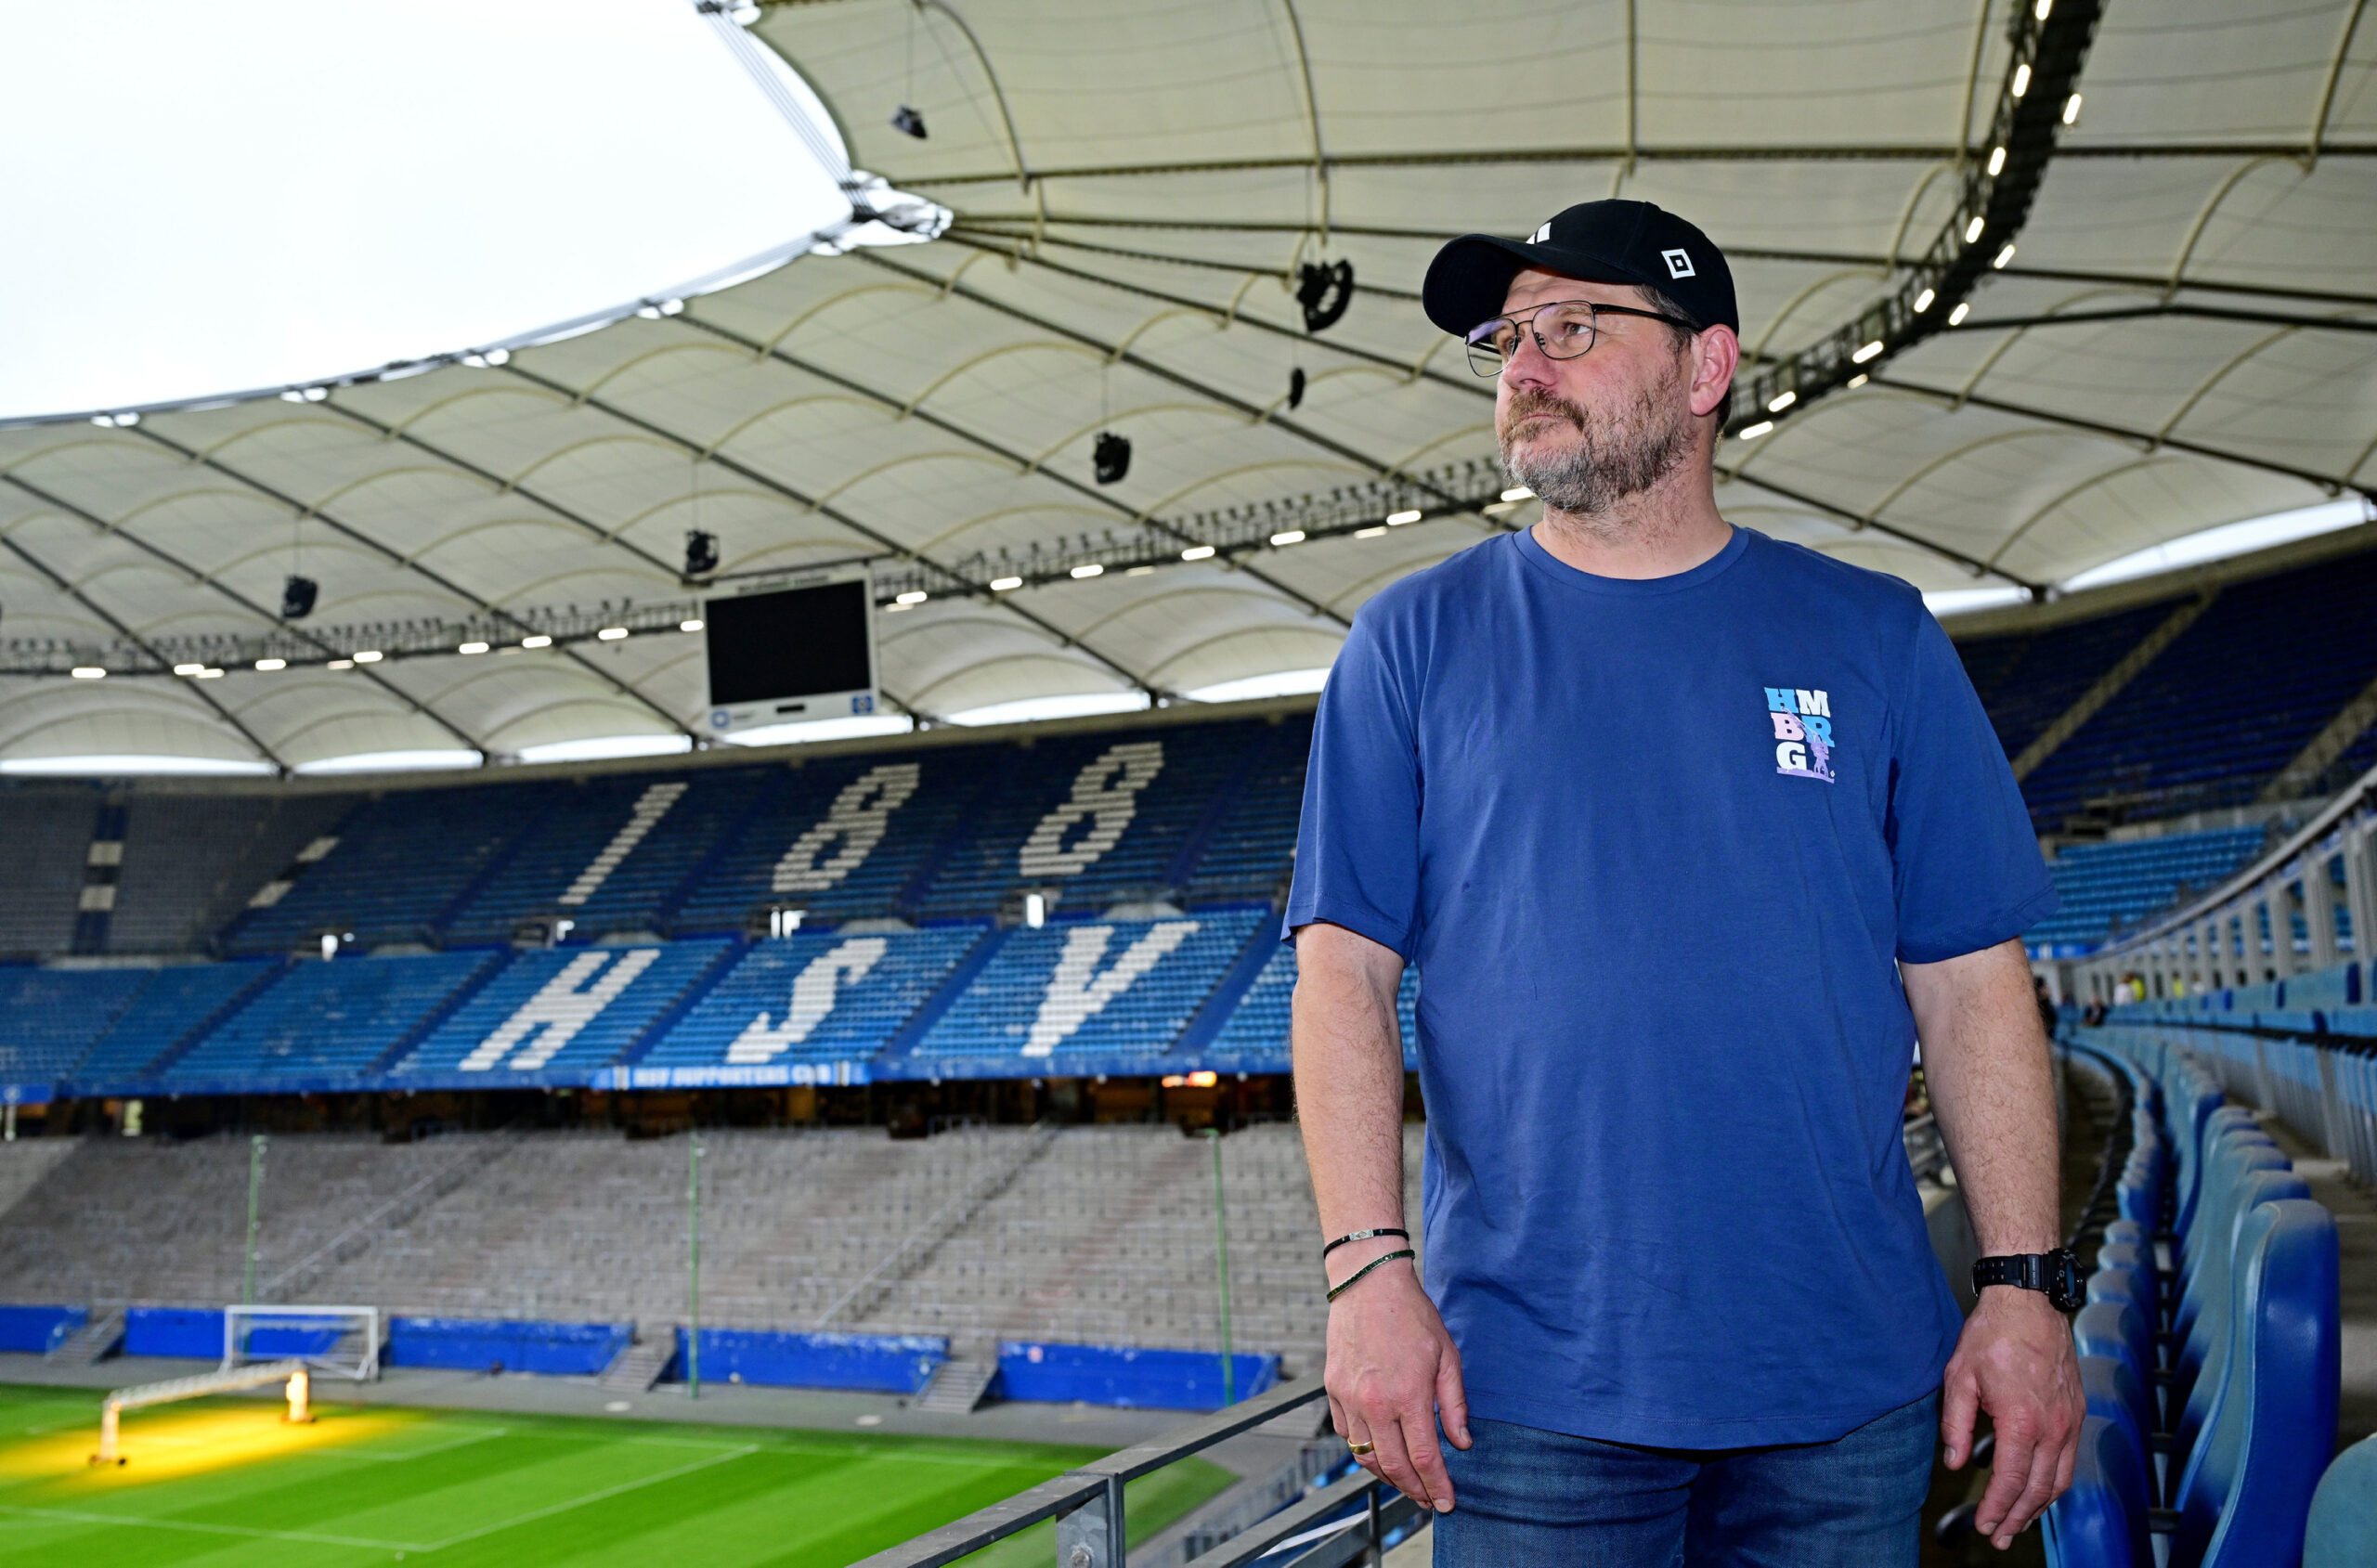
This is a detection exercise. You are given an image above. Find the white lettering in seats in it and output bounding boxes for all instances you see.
[1017,742,1164,877]
[726,936,890,1063]
[1022,920,1198,1056]
[461,948,661,1071]
[775,763,921,893]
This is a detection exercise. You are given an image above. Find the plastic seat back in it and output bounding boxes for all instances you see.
[2075,1300,2155,1438]
[2173,1199,2342,1568]
[2175,1168,2308,1437]
[2305,1433,2377,1568]
[2045,1411,2153,1568]
[2176,1135,2287,1344]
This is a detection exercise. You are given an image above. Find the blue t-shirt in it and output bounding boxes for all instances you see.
[1285,525,2056,1449]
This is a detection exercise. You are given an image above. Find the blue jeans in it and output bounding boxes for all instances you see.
[1433,1391,1939,1567]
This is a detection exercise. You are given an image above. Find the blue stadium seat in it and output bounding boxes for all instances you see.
[2044,1409,2154,1568]
[2305,1433,2377,1568]
[2026,828,2268,951]
[2170,1199,2341,1568]
[70,961,278,1083]
[168,951,501,1083]
[2073,1302,2156,1445]
[395,940,735,1080]
[645,926,986,1070]
[0,967,152,1083]
[913,909,1265,1063]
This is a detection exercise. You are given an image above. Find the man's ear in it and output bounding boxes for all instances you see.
[1690,326,1741,420]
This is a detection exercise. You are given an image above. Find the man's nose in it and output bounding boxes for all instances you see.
[1500,330,1560,393]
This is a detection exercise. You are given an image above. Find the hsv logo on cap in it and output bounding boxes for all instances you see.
[1531,222,1552,243]
[1661,248,1695,279]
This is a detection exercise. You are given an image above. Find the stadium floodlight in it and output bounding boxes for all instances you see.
[71,667,104,680]
[1269,529,1305,547]
[2063,94,2082,124]
[1948,302,1972,325]
[1994,242,2018,269]
[254,658,285,671]
[174,662,204,677]
[597,627,629,641]
[1180,546,1215,561]
[1965,215,1986,243]
[989,577,1023,591]
[1738,421,1774,440]
[893,591,927,605]
[1500,486,1532,502]
[352,650,382,663]
[521,634,552,648]
[2035,0,2053,18]
[2011,62,2031,98]
[198,668,224,680]
[459,641,489,654]
[1768,390,1798,412]
[1912,289,1935,314]
[1847,373,1870,389]
[1386,510,1422,525]
[1355,525,1387,538]
[327,658,354,669]
[1987,146,2007,175]
[1851,339,1885,363]
[680,618,705,631]
[1071,564,1104,579]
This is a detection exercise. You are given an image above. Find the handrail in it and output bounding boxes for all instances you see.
[848,1379,1367,1568]
[2088,757,2377,956]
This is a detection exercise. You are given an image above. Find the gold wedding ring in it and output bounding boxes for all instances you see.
[1346,1439,1377,1457]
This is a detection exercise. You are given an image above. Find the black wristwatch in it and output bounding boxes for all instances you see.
[1972,1249,2085,1311]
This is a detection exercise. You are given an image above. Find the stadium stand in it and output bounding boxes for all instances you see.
[1206,940,1420,1072]
[2028,828,2272,952]
[0,785,97,958]
[642,925,986,1078]
[2047,1004,2355,1566]
[109,790,355,954]
[0,966,150,1084]
[68,959,279,1085]
[394,939,737,1083]
[910,909,1268,1066]
[165,950,503,1086]
[1960,598,2185,766]
[2020,551,2377,831]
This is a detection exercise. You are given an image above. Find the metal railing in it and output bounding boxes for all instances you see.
[849,1378,1420,1568]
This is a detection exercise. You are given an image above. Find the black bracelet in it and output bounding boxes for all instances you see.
[1321,1227,1409,1260]
[1326,1249,1416,1302]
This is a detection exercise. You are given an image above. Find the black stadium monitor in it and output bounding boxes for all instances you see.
[702,570,878,736]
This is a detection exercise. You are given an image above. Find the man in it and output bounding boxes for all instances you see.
[1287,201,2085,1563]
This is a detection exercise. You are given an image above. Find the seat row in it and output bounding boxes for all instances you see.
[2046,1037,2363,1567]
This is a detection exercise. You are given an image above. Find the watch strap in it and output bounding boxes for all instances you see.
[1971,1249,2084,1309]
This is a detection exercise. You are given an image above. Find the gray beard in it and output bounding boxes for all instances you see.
[1498,382,1694,517]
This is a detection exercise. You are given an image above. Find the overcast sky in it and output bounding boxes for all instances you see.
[0,0,846,419]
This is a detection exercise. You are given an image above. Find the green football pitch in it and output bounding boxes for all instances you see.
[0,1382,1232,1566]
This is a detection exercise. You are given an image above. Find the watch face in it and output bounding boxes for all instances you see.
[2048,1249,2085,1312]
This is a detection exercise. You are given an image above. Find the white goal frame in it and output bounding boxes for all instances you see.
[222,1304,381,1381]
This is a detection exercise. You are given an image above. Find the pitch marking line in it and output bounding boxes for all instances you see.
[0,1504,422,1551]
[414,1442,761,1551]
[334,1425,511,1463]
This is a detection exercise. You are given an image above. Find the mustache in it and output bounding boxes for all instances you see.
[1499,389,1587,438]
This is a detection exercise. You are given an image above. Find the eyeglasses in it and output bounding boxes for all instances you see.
[1464,300,1698,376]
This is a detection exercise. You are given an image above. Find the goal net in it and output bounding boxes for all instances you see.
[223,1304,381,1381]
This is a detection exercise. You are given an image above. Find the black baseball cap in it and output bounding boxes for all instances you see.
[1422,200,1738,339]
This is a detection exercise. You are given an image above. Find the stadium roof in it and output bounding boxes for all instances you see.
[1,0,2371,772]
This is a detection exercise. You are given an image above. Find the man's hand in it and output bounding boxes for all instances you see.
[1324,1257,1470,1513]
[1941,1287,2085,1549]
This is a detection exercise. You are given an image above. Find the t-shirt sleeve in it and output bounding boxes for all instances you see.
[1888,606,2059,964]
[1282,607,1422,959]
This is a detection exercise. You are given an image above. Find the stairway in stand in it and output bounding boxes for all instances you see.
[47,1309,124,1367]
[600,1328,675,1392]
[916,1358,997,1414]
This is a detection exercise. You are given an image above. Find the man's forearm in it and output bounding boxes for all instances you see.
[1904,938,2061,1254]
[1292,923,1409,1247]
